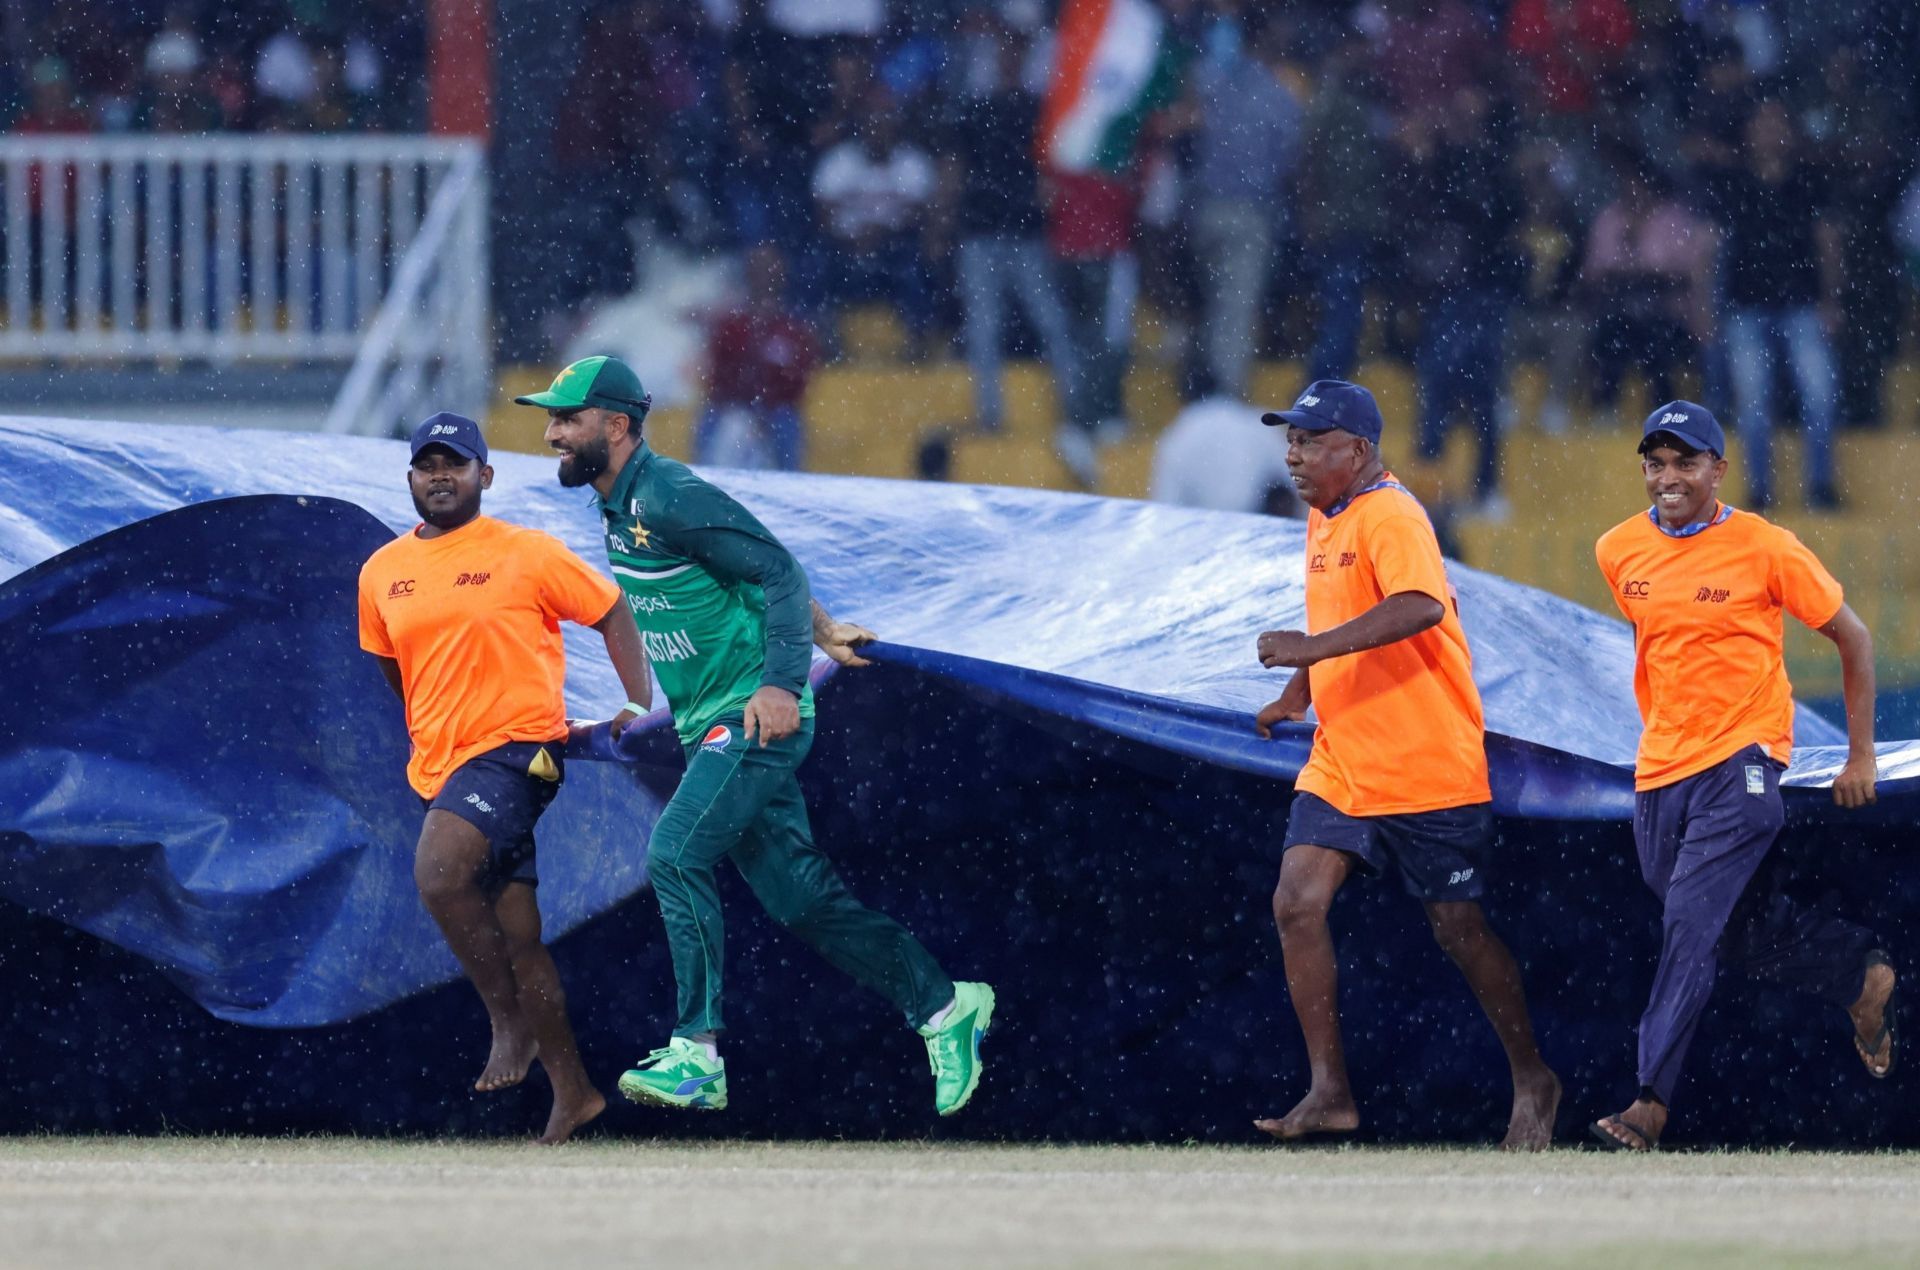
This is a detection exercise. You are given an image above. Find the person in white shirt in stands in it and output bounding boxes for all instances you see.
[1150,366,1302,516]
[809,89,936,356]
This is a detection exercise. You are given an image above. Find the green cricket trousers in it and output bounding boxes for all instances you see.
[646,715,954,1037]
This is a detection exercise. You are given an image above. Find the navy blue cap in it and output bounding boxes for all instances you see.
[410,412,488,463]
[1261,380,1384,445]
[1639,400,1725,457]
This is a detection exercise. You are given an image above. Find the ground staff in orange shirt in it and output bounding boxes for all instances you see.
[1590,401,1892,1152]
[358,413,653,1145]
[1249,381,1560,1150]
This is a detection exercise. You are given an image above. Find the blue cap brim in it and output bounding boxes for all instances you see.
[1261,410,1341,430]
[1640,427,1717,455]
[411,440,486,462]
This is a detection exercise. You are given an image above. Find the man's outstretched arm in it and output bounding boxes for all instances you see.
[593,600,654,728]
[1256,591,1445,670]
[672,522,811,745]
[812,599,877,667]
[1255,668,1311,739]
[1817,603,1877,808]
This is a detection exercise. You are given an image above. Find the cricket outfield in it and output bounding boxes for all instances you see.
[1,1137,1914,1268]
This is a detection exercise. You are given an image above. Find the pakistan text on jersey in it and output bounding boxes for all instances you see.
[643,629,700,662]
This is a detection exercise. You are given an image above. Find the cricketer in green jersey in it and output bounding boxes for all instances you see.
[518,355,994,1116]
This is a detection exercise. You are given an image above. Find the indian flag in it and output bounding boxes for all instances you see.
[1039,0,1183,174]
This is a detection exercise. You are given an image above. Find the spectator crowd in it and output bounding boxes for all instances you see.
[10,0,1920,514]
[3,2,425,138]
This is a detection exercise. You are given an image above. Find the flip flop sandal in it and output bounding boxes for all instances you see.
[1589,1115,1659,1152]
[1854,950,1898,1079]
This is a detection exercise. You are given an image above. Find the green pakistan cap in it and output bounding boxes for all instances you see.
[514,354,653,418]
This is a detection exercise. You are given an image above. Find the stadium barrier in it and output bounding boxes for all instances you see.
[0,134,489,435]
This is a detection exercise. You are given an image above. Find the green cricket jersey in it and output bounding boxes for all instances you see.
[596,444,815,746]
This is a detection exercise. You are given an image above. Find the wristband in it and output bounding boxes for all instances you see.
[620,701,647,717]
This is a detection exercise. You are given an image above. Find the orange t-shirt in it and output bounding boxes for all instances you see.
[1595,506,1844,791]
[358,515,622,798]
[1296,479,1491,816]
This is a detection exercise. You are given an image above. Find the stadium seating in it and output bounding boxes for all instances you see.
[485,352,1919,698]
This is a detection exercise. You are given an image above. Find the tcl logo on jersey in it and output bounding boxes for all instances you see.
[1621,580,1651,598]
[455,572,492,587]
[387,579,416,597]
[1694,587,1731,603]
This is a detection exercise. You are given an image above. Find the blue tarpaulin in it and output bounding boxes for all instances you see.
[0,420,1912,1145]
[2,417,1917,1036]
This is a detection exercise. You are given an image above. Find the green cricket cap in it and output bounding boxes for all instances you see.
[513,355,653,418]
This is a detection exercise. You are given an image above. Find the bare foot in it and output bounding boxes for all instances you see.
[536,1087,607,1146]
[1590,1098,1665,1152]
[475,1027,538,1093]
[1850,958,1896,1078]
[1499,1066,1561,1151]
[1254,1086,1360,1141]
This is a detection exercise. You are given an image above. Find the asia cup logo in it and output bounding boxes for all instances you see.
[700,725,732,753]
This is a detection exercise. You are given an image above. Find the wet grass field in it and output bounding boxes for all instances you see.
[3,1137,1917,1268]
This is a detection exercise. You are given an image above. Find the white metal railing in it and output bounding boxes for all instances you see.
[321,144,489,435]
[0,135,490,435]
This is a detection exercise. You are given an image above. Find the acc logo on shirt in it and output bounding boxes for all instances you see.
[699,725,733,753]
[1621,580,1651,598]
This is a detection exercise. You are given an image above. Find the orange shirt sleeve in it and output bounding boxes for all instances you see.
[1594,536,1629,620]
[528,531,622,626]
[1771,527,1845,631]
[357,563,395,657]
[1366,507,1450,607]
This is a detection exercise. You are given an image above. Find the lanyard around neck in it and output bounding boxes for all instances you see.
[1646,501,1731,538]
[1326,476,1412,519]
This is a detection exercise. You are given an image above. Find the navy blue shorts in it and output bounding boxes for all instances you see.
[425,740,565,890]
[1283,792,1492,902]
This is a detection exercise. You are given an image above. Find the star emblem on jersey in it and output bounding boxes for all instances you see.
[631,517,650,548]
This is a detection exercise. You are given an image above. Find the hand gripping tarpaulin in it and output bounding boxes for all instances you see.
[1,417,1915,1029]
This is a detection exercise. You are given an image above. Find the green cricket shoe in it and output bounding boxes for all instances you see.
[617,1037,728,1111]
[918,981,995,1116]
